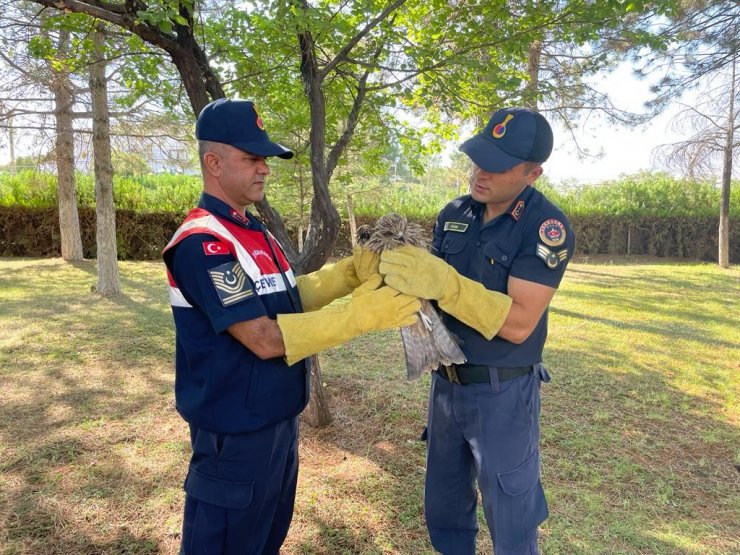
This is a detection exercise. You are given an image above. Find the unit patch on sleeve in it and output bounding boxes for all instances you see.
[208,261,255,306]
[443,221,469,233]
[538,219,566,247]
[536,243,569,269]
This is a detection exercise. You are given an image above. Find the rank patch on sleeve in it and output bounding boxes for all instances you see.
[208,261,254,306]
[539,219,566,247]
[444,221,469,233]
[536,244,568,269]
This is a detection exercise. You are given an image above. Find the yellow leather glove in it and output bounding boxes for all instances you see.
[295,257,354,312]
[277,275,420,366]
[379,245,513,340]
[295,246,381,312]
[352,244,380,283]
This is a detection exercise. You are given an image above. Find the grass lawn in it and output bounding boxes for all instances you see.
[0,256,738,554]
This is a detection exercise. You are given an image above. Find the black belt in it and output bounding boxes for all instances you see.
[436,364,533,385]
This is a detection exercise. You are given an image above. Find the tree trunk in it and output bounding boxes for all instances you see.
[296,7,338,426]
[297,6,341,275]
[50,28,83,261]
[298,164,307,253]
[8,118,16,175]
[718,54,736,269]
[90,25,121,294]
[302,356,334,427]
[347,193,357,247]
[525,40,542,110]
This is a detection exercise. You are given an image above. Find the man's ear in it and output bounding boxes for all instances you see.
[528,165,544,183]
[202,151,222,177]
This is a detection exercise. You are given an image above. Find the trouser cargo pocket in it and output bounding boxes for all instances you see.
[494,449,548,549]
[184,467,254,509]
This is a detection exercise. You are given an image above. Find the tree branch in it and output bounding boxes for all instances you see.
[320,0,406,79]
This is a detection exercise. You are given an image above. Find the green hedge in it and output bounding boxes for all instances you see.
[0,206,183,260]
[0,170,203,213]
[2,170,738,220]
[1,206,737,262]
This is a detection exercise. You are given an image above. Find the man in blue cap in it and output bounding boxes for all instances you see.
[163,98,419,554]
[380,107,575,554]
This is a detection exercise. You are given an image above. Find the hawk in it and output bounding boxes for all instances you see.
[357,213,466,380]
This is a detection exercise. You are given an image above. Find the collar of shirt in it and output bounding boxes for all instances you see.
[469,185,535,224]
[198,193,264,231]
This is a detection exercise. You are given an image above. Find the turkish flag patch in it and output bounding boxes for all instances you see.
[202,241,229,256]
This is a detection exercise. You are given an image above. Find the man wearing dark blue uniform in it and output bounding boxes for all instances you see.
[163,99,419,554]
[380,108,574,554]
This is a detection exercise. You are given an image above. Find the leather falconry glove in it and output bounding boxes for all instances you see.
[278,274,420,366]
[295,245,381,312]
[379,245,513,340]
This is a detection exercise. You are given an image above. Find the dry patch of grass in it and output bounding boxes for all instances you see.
[0,256,738,554]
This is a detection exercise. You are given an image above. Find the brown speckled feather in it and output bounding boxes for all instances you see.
[357,213,466,380]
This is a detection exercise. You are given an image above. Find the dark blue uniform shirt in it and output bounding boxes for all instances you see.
[163,193,307,434]
[432,186,575,367]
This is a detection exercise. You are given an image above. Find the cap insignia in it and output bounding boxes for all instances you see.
[538,218,566,247]
[492,114,514,139]
[253,104,265,130]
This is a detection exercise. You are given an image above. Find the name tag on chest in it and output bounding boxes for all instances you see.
[444,221,469,233]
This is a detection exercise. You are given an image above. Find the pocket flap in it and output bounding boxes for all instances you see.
[441,234,467,255]
[184,467,254,509]
[497,449,540,496]
[483,242,512,268]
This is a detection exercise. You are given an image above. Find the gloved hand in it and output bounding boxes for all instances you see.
[352,244,380,283]
[277,274,420,366]
[295,245,380,312]
[379,245,512,340]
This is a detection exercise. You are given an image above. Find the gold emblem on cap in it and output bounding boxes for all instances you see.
[253,104,265,130]
[492,114,514,139]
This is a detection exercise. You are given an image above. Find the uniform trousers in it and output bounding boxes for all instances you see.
[425,365,550,555]
[180,418,299,555]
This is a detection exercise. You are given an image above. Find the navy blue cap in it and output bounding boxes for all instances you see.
[196,99,293,159]
[459,108,553,173]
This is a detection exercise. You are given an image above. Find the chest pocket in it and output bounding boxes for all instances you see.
[440,233,468,265]
[482,241,513,292]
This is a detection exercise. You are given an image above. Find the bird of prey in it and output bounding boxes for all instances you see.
[357,213,466,380]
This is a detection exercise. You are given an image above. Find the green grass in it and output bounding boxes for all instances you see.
[0,256,738,554]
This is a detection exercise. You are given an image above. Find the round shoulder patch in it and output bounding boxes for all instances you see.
[539,219,566,247]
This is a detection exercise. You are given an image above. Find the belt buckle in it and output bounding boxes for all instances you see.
[446,365,461,384]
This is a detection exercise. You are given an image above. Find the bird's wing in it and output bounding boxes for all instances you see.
[426,304,467,366]
[401,324,439,380]
[400,300,463,380]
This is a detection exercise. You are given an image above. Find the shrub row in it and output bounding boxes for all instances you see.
[1,206,736,263]
[0,206,183,260]
[570,215,738,261]
[2,170,739,220]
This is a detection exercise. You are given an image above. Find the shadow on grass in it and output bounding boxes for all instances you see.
[1,258,183,554]
[301,338,739,554]
[6,490,160,554]
[1,258,738,554]
[551,306,739,349]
